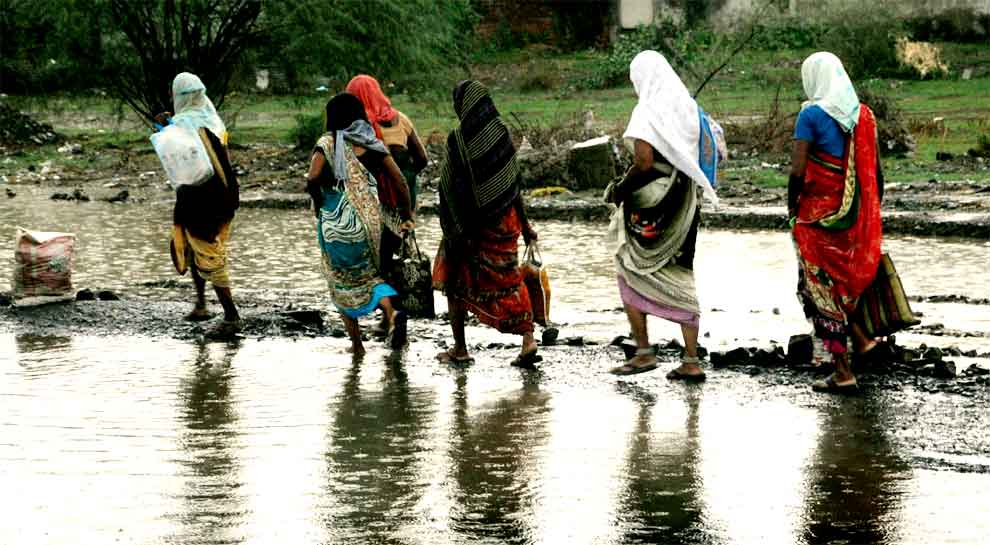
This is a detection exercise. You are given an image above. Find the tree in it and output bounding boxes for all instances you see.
[105,0,263,123]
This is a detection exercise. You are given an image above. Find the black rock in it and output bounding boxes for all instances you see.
[284,310,324,329]
[936,151,954,161]
[663,339,683,351]
[0,292,11,306]
[753,346,786,367]
[106,190,129,203]
[963,364,989,377]
[787,334,813,366]
[565,336,585,347]
[96,290,119,301]
[330,327,346,338]
[5,189,15,198]
[75,289,96,301]
[934,360,957,379]
[923,347,944,361]
[543,327,560,346]
[723,347,752,366]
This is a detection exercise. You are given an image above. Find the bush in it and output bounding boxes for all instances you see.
[575,24,673,90]
[905,8,990,43]
[289,112,324,150]
[818,10,911,80]
[749,18,827,51]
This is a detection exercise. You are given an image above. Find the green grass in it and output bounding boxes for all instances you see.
[4,41,988,186]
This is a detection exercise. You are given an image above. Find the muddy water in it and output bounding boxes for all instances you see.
[2,192,990,544]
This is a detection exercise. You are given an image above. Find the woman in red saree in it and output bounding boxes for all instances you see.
[789,52,884,393]
[433,80,541,368]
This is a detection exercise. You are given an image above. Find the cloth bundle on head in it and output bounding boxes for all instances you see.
[323,93,388,187]
[346,75,397,139]
[171,72,226,139]
[801,51,861,132]
[623,50,719,205]
[439,80,520,241]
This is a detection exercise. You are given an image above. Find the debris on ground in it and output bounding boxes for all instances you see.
[0,101,61,146]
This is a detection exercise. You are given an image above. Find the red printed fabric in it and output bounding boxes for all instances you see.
[793,105,883,312]
[346,75,397,139]
[433,206,534,335]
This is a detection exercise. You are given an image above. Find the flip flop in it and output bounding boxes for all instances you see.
[666,367,707,382]
[812,375,859,394]
[510,350,543,370]
[436,350,474,365]
[609,360,658,376]
[388,311,407,349]
[205,319,242,340]
[184,308,213,322]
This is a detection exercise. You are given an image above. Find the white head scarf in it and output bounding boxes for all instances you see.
[801,52,861,133]
[623,50,718,205]
[170,72,227,138]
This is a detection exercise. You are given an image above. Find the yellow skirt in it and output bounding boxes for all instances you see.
[170,222,232,288]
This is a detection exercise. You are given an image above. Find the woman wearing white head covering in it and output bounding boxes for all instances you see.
[788,52,885,393]
[156,72,241,337]
[604,50,720,379]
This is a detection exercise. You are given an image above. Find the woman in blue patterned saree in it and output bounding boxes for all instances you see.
[305,93,413,355]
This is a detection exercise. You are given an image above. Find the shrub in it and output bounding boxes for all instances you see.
[818,10,911,80]
[575,25,669,90]
[905,8,990,43]
[749,18,827,51]
[289,112,324,150]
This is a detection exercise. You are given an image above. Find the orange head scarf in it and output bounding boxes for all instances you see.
[345,75,397,138]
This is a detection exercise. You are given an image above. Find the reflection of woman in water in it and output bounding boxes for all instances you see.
[800,401,906,544]
[614,385,706,543]
[321,355,435,541]
[447,375,549,541]
[174,342,243,543]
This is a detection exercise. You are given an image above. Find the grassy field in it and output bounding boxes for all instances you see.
[4,41,989,185]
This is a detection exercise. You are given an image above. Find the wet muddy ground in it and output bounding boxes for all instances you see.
[2,190,989,544]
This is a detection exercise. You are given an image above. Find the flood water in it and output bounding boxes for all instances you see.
[2,191,989,544]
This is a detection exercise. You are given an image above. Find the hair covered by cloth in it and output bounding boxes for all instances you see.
[623,50,718,204]
[438,80,520,241]
[321,93,387,186]
[170,72,226,139]
[345,75,397,138]
[801,52,861,132]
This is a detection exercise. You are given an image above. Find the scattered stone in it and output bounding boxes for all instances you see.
[564,336,585,347]
[75,289,96,301]
[104,190,129,203]
[663,339,683,351]
[96,290,119,301]
[752,346,786,367]
[934,360,957,379]
[0,292,11,307]
[962,68,973,80]
[787,334,813,366]
[963,364,989,377]
[51,188,90,202]
[935,151,954,161]
[5,188,15,198]
[542,327,560,346]
[284,310,324,330]
[0,101,61,146]
[57,142,82,154]
[923,346,944,361]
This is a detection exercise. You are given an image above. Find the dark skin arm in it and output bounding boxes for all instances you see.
[514,191,538,244]
[608,139,662,205]
[305,150,329,218]
[788,140,811,219]
[407,128,429,172]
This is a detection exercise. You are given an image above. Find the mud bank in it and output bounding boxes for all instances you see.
[237,191,990,239]
[3,294,988,400]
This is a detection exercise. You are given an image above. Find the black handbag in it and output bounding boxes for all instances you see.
[393,232,435,319]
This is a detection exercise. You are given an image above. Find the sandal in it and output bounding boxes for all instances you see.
[436,349,474,365]
[666,356,707,382]
[812,374,859,394]
[510,349,543,370]
[609,348,658,376]
[184,307,213,322]
[205,319,242,340]
[387,311,407,349]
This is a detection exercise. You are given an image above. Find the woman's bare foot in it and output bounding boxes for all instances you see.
[185,306,212,322]
[436,347,473,364]
[347,343,366,356]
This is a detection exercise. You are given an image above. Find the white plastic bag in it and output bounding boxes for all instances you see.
[12,227,77,306]
[150,125,214,187]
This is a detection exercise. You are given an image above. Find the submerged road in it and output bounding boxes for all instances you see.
[1,193,989,544]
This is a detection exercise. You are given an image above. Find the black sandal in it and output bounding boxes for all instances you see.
[510,350,543,369]
[812,375,859,394]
